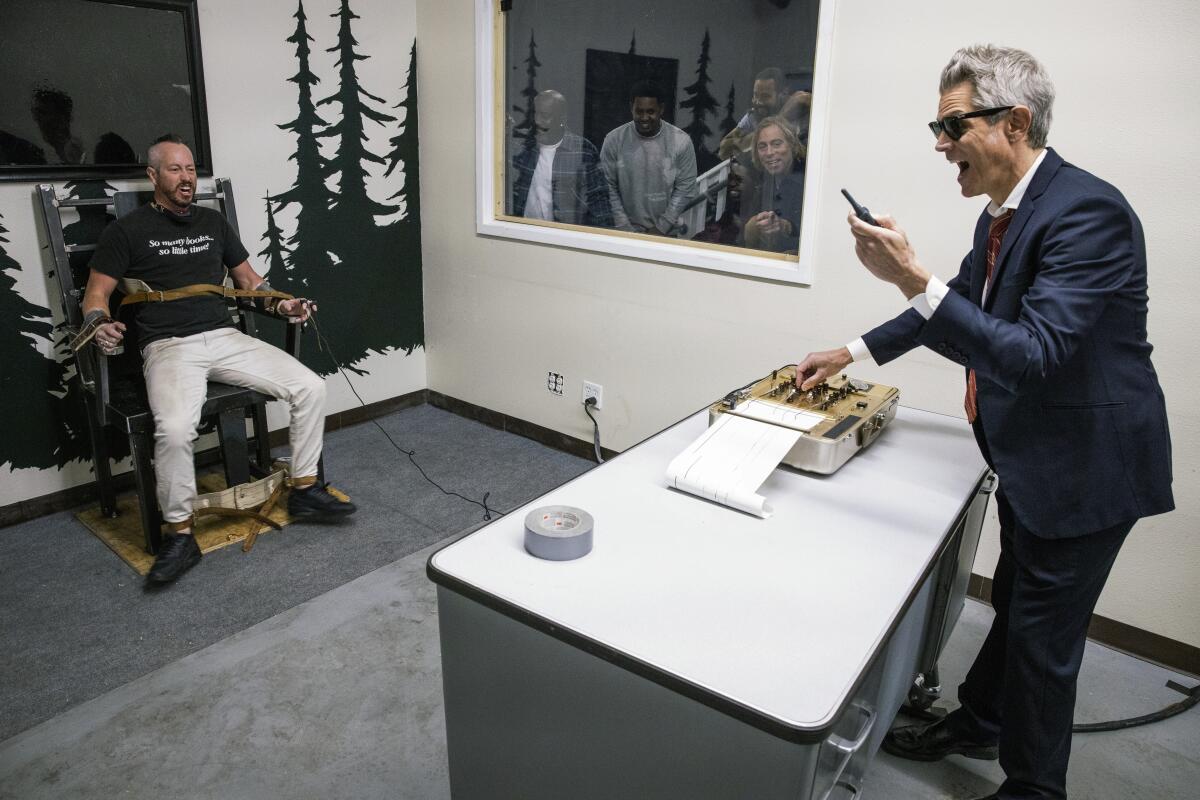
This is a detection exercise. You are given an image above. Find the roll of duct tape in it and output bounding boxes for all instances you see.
[524,505,594,561]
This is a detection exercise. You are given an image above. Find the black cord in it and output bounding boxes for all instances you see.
[1073,679,1200,733]
[583,397,604,464]
[305,314,493,521]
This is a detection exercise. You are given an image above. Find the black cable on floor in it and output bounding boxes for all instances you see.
[583,397,603,464]
[306,315,494,521]
[1073,679,1200,733]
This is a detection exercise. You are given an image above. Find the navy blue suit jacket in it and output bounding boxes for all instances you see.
[863,149,1173,537]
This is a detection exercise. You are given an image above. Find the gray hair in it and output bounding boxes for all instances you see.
[147,133,187,171]
[939,45,1055,149]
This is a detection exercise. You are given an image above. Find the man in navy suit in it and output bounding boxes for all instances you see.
[797,45,1173,799]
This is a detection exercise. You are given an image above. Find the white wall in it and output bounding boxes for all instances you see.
[0,0,424,507]
[418,0,1200,646]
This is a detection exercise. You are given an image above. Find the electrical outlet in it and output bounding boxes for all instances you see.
[583,381,603,409]
[547,371,564,395]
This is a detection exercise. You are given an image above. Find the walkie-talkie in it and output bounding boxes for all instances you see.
[840,188,880,226]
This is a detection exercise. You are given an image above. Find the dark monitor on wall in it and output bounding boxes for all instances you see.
[0,0,212,182]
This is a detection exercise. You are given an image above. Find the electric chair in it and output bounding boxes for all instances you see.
[37,179,309,555]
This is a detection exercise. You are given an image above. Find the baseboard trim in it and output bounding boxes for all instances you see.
[427,390,616,463]
[968,574,1198,679]
[0,389,430,529]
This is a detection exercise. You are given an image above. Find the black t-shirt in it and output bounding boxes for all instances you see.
[90,204,250,347]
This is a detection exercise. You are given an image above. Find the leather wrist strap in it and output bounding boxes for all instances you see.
[70,313,115,352]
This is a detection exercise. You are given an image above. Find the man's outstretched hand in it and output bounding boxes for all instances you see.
[277,297,317,323]
[795,347,852,390]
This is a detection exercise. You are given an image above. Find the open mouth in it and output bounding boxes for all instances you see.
[955,161,969,179]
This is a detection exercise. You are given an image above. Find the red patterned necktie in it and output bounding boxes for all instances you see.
[964,209,1015,423]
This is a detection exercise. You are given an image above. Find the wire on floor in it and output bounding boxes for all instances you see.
[1073,679,1200,733]
[306,315,494,521]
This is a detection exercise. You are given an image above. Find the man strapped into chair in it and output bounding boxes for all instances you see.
[78,134,355,585]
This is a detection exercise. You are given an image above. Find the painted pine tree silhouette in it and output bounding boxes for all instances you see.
[629,31,637,55]
[720,83,738,137]
[680,29,719,171]
[271,0,334,301]
[266,0,423,373]
[0,209,68,470]
[248,194,298,349]
[259,195,291,278]
[303,0,409,371]
[383,40,424,355]
[385,42,420,223]
[317,0,398,239]
[511,30,540,148]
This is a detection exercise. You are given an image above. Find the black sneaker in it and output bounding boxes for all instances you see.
[146,533,202,584]
[287,483,357,519]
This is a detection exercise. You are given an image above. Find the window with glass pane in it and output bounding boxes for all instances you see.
[494,0,826,265]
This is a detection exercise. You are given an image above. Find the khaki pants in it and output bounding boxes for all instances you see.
[141,327,325,523]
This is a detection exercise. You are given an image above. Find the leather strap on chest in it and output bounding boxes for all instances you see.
[118,277,293,307]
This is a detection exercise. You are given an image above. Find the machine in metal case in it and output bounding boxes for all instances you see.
[709,366,900,474]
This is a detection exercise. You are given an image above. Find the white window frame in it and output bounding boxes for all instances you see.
[474,0,838,285]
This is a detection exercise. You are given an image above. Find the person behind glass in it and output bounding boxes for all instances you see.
[31,88,85,165]
[599,80,697,237]
[80,134,357,586]
[796,46,1172,800]
[511,89,612,227]
[741,116,805,253]
[717,67,811,164]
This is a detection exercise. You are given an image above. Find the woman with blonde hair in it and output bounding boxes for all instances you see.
[742,116,806,252]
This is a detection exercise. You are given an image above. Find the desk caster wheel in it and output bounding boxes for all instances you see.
[900,672,947,721]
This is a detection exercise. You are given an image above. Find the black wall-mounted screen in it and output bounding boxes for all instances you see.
[0,0,212,182]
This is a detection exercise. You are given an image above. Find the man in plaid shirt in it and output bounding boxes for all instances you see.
[511,90,613,228]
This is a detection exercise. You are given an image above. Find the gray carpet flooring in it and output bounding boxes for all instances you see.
[0,404,593,742]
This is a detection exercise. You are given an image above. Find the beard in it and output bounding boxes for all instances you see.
[169,184,194,208]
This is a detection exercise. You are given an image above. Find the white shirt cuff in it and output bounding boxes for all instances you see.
[846,338,872,363]
[909,276,950,319]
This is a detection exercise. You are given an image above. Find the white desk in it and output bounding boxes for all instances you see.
[429,405,988,799]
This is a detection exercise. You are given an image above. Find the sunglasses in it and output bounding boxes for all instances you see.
[928,106,1014,141]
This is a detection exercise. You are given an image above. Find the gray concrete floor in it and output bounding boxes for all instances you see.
[0,539,451,800]
[1,539,1197,799]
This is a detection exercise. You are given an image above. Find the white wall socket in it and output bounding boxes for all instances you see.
[582,381,603,409]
